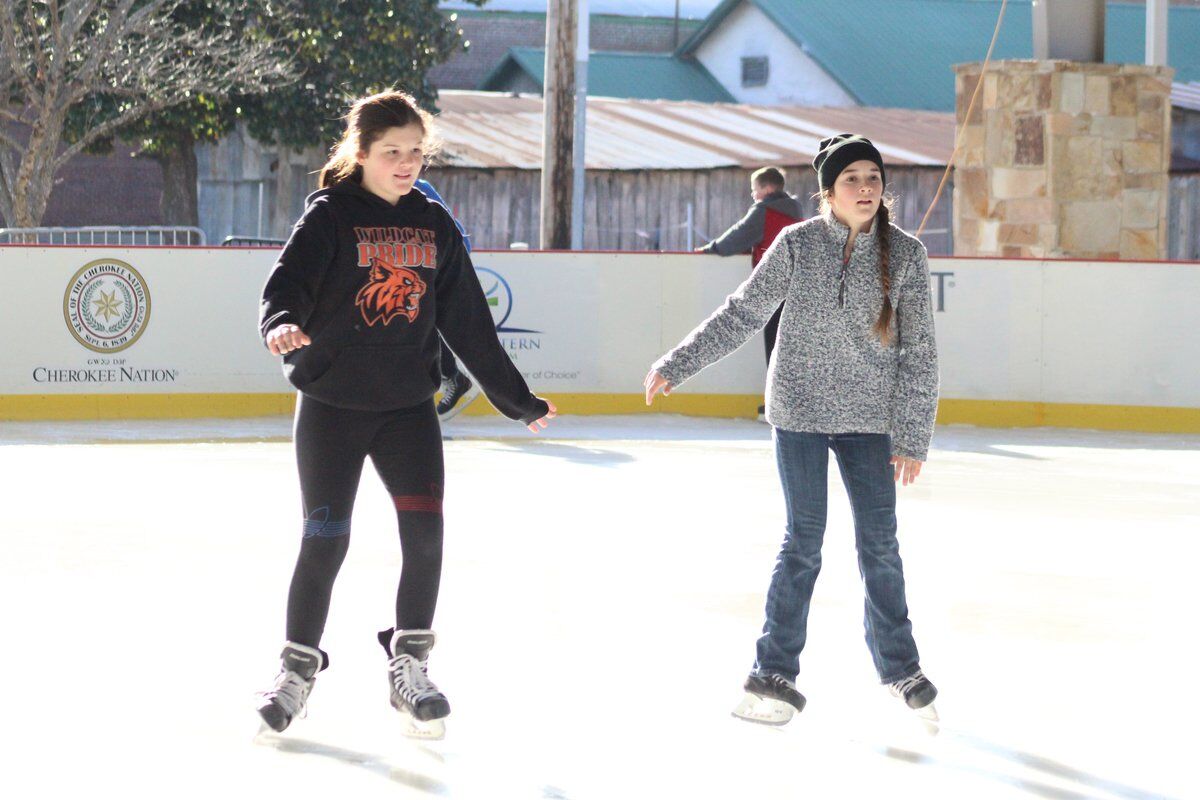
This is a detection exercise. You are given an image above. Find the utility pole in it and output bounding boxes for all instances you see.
[1146,0,1168,66]
[571,0,588,250]
[541,0,576,250]
[1031,0,1105,62]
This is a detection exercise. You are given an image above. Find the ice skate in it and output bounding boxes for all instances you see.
[379,628,450,740]
[889,669,939,723]
[732,674,806,726]
[436,371,474,418]
[255,642,327,733]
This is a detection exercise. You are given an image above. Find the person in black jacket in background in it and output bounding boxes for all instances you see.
[413,178,476,417]
[255,91,556,740]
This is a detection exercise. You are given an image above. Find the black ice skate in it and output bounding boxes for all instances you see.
[255,642,327,733]
[379,628,450,739]
[889,669,939,722]
[732,673,807,726]
[436,372,473,417]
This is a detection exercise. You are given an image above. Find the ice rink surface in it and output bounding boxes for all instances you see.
[4,413,1197,800]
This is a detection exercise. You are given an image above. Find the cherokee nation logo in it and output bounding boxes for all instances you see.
[63,258,151,352]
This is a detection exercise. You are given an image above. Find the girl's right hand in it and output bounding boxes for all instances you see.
[644,369,673,405]
[266,324,312,356]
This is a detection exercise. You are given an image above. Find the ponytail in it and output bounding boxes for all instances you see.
[872,204,895,345]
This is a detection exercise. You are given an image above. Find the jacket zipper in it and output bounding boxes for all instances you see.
[838,239,851,308]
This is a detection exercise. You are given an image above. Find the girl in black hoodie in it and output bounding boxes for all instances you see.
[255,91,555,739]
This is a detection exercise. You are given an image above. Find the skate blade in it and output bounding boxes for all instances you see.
[402,714,446,740]
[731,693,795,726]
[914,701,939,723]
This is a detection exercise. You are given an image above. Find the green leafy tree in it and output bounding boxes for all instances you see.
[242,0,484,151]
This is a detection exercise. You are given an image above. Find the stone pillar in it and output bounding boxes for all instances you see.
[953,60,1173,260]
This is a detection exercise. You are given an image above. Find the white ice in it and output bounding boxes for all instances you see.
[3,414,1197,799]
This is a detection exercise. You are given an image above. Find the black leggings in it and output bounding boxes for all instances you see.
[285,394,445,647]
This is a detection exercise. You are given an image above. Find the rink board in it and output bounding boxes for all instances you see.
[1,246,1198,430]
[0,247,767,420]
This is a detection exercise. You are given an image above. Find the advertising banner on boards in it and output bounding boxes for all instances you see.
[0,247,767,401]
[2,245,1198,426]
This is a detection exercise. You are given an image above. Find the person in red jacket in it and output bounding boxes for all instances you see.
[696,167,804,416]
[254,91,555,740]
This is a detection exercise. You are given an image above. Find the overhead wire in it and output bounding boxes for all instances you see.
[916,0,1012,239]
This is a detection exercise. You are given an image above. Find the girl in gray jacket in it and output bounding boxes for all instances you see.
[645,134,939,726]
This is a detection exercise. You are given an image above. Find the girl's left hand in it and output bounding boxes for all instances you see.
[527,400,558,434]
[890,456,923,486]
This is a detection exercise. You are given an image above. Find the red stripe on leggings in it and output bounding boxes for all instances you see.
[392,495,443,514]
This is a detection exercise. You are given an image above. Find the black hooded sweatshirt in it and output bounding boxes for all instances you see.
[259,180,548,424]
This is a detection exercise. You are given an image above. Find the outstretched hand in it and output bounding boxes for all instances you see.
[644,369,673,405]
[527,400,558,434]
[266,324,311,356]
[890,456,923,486]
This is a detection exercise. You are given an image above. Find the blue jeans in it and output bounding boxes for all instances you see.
[754,430,921,685]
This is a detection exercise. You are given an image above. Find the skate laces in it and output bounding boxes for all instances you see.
[262,669,312,719]
[765,674,799,697]
[890,670,926,697]
[442,375,467,402]
[389,653,442,703]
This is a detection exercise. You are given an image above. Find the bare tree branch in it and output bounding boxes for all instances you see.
[69,1,165,102]
[51,102,160,167]
[0,0,43,104]
[59,0,105,45]
[0,126,21,150]
[0,0,296,225]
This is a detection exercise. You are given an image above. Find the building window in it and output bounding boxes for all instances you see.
[741,57,769,87]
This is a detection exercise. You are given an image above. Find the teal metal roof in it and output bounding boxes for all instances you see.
[679,0,1200,111]
[679,0,1032,110]
[478,47,736,102]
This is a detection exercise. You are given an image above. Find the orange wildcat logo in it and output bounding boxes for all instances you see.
[355,257,427,326]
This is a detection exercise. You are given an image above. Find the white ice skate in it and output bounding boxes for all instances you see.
[889,670,939,725]
[732,674,806,726]
[380,628,451,740]
[255,642,327,734]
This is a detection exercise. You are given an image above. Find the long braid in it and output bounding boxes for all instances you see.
[873,205,894,344]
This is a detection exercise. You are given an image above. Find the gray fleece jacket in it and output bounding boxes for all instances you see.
[654,214,939,461]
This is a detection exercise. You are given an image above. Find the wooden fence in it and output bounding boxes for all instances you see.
[1168,173,1200,261]
[197,124,1192,260]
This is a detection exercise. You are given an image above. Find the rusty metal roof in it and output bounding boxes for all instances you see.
[433,91,955,170]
